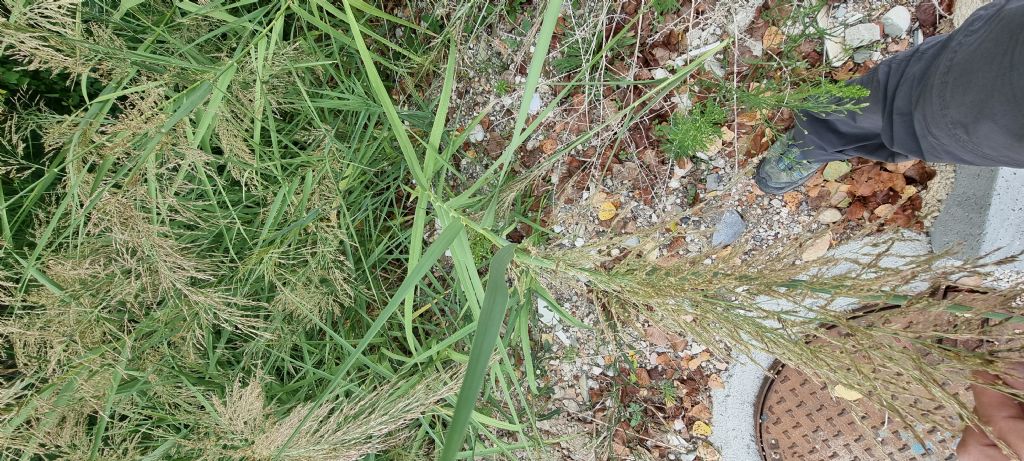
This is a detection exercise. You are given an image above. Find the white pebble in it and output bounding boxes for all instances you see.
[528,93,542,115]
[882,6,912,37]
[468,124,485,142]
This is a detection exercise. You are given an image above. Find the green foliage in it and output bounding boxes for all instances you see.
[552,32,636,75]
[0,0,566,458]
[0,56,101,113]
[626,402,644,427]
[495,79,511,96]
[504,0,529,18]
[651,0,683,15]
[655,100,728,160]
[738,79,869,115]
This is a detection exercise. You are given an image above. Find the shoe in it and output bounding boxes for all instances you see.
[754,136,824,195]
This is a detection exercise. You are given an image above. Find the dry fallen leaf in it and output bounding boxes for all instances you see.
[651,46,673,65]
[737,111,761,125]
[675,156,694,177]
[817,207,843,223]
[598,201,617,221]
[636,368,652,386]
[698,442,722,461]
[801,232,832,261]
[822,161,852,181]
[887,38,910,53]
[763,26,785,49]
[690,402,713,420]
[903,161,936,184]
[645,326,672,348]
[883,160,917,174]
[705,135,724,154]
[783,191,803,211]
[708,374,725,390]
[830,191,850,208]
[845,201,868,220]
[687,351,711,370]
[720,125,736,143]
[833,384,864,401]
[873,203,896,218]
[832,60,857,81]
[849,164,906,196]
[540,138,558,155]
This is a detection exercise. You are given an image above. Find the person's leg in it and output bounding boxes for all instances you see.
[794,0,1024,166]
[791,33,952,164]
[755,26,954,194]
[792,71,919,164]
[757,0,1024,193]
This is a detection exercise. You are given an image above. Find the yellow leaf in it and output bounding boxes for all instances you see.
[598,201,617,221]
[691,420,713,437]
[833,384,863,401]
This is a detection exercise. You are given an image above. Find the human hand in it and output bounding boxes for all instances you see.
[956,364,1024,460]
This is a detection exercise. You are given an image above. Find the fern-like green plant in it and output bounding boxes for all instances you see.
[655,100,727,160]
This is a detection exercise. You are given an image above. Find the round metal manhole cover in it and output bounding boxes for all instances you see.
[756,361,963,460]
[751,299,1000,461]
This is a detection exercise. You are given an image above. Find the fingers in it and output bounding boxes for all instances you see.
[957,426,1009,461]
[971,370,1024,457]
[1005,363,1024,414]
[1001,362,1024,391]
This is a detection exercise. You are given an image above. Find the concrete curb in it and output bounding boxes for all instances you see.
[930,166,1024,271]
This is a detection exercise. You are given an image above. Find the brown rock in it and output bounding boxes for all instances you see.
[540,138,558,155]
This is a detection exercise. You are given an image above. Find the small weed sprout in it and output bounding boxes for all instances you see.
[655,100,727,160]
[495,79,511,96]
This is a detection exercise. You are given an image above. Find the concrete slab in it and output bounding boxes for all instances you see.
[930,166,1024,270]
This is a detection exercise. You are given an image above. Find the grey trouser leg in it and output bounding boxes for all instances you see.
[793,0,1024,168]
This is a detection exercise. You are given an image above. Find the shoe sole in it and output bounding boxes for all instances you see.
[753,167,816,195]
